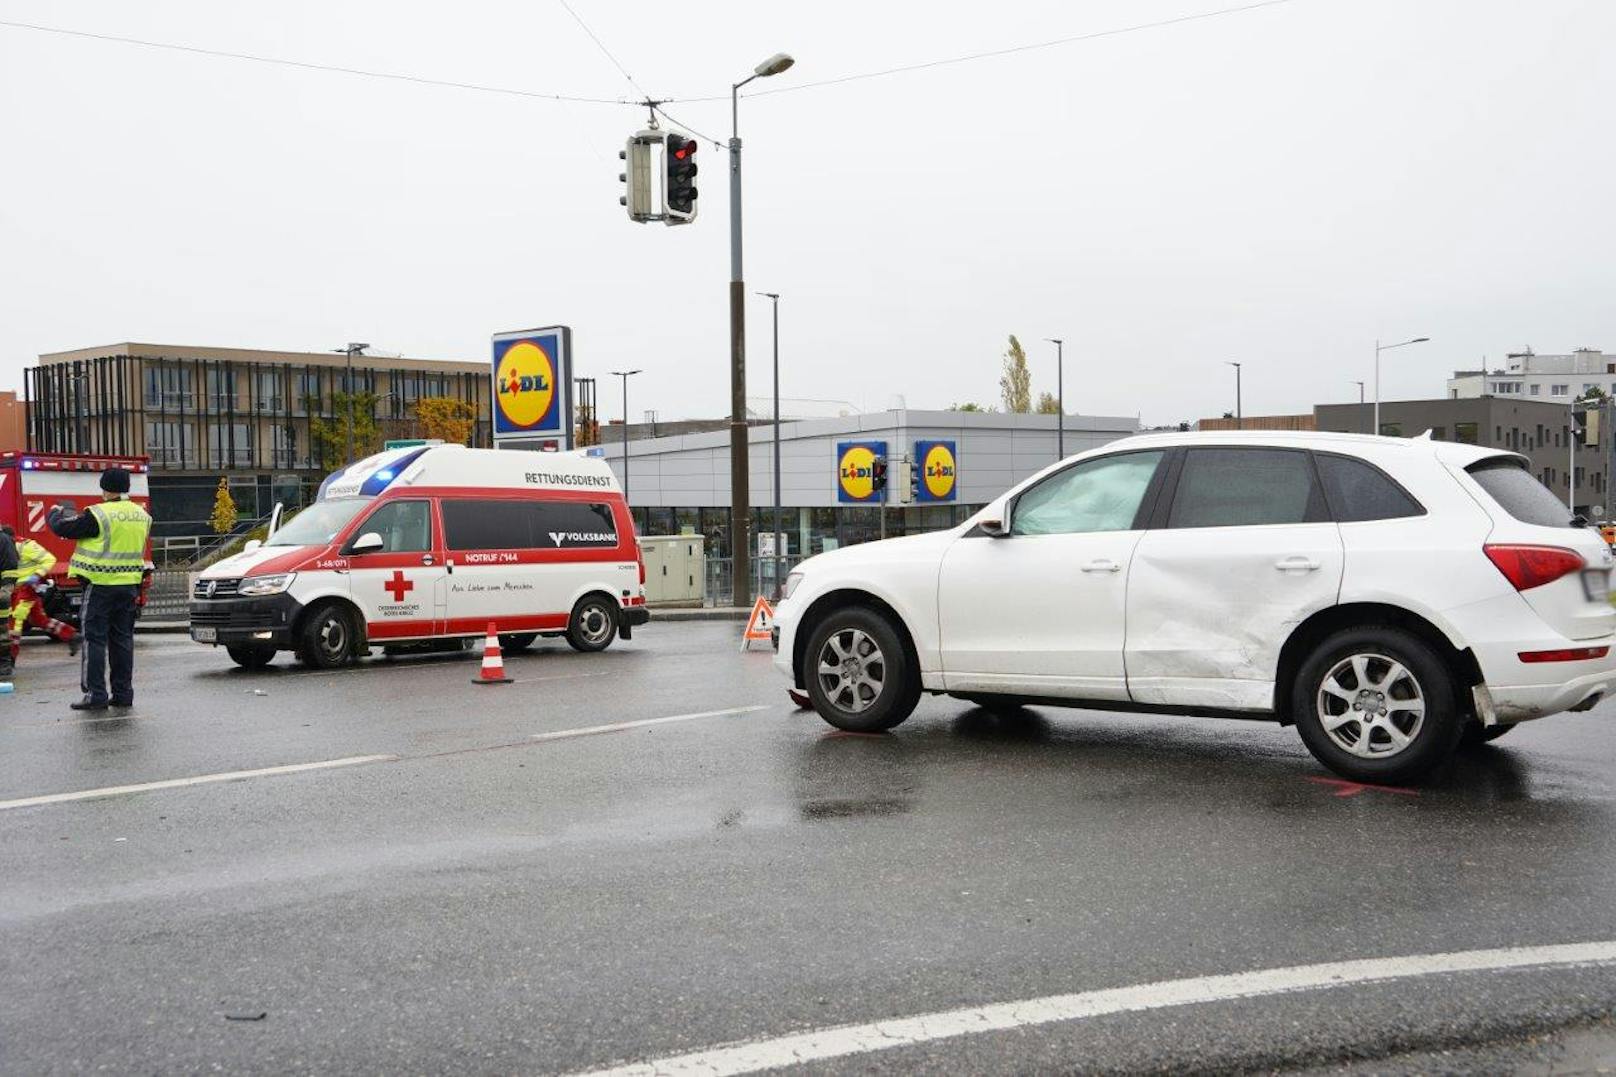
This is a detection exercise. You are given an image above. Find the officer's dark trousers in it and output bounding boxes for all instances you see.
[80,583,138,706]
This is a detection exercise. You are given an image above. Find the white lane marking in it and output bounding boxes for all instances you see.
[531,706,770,743]
[0,754,398,811]
[574,940,1616,1077]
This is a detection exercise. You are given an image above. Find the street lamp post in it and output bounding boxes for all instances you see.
[609,370,642,505]
[757,292,783,597]
[1353,380,1367,434]
[1373,336,1430,435]
[1045,338,1064,459]
[1226,361,1242,428]
[332,342,369,464]
[727,51,794,607]
[1567,394,1601,514]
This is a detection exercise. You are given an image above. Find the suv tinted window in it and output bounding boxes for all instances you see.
[354,500,432,553]
[442,499,619,551]
[1468,459,1572,528]
[1168,448,1324,529]
[1011,451,1165,536]
[1316,455,1424,522]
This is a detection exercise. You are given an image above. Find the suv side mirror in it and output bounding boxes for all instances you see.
[977,500,1013,538]
[347,531,385,555]
[243,539,262,553]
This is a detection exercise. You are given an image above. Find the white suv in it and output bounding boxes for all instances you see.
[774,432,1616,782]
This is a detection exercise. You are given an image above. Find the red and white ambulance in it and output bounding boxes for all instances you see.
[188,444,648,669]
[0,452,153,625]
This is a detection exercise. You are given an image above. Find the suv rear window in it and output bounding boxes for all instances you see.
[1167,448,1326,529]
[1316,455,1424,522]
[1467,459,1572,528]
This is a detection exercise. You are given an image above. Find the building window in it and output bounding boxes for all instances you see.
[1430,426,1447,441]
[1530,384,1541,396]
[205,367,239,412]
[254,370,284,413]
[271,424,305,469]
[1379,422,1403,437]
[1454,422,1479,445]
[144,364,193,410]
[207,422,254,468]
[1552,384,1569,396]
[144,420,194,468]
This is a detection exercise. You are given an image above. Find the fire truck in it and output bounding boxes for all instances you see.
[0,452,154,625]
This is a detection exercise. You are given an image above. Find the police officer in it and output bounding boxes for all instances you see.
[48,467,152,714]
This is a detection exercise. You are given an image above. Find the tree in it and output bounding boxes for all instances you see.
[1584,387,1606,400]
[413,396,477,445]
[307,392,382,468]
[999,335,1031,414]
[1035,391,1061,415]
[948,402,991,413]
[209,477,238,535]
[576,401,598,446]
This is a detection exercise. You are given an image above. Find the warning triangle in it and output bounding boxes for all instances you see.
[741,596,776,650]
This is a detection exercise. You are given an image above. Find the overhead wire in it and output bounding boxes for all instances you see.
[554,0,650,102]
[0,17,632,105]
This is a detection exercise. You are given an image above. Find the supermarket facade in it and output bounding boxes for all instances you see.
[595,409,1141,561]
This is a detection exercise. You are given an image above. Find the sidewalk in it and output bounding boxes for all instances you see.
[134,606,755,635]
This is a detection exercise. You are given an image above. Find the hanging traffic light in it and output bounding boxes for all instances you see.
[665,133,698,224]
[620,134,656,222]
[872,455,889,494]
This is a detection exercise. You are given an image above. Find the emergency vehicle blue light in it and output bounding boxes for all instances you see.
[376,470,395,481]
[22,460,36,469]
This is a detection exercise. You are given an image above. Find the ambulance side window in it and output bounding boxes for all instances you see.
[442,499,534,551]
[355,500,432,553]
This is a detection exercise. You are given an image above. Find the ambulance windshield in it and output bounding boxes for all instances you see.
[265,499,369,547]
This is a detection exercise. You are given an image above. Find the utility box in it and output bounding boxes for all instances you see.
[640,534,705,605]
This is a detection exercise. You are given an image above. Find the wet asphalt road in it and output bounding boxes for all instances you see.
[4,623,1616,1075]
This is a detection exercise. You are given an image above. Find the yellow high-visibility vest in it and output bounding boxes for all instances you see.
[69,500,152,585]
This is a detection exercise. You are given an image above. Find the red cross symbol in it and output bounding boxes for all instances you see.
[384,570,414,603]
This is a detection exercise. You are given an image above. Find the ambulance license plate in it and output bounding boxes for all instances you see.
[192,627,217,643]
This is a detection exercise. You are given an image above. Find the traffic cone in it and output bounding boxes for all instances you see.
[473,622,513,685]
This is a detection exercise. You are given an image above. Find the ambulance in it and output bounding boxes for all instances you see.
[188,444,649,669]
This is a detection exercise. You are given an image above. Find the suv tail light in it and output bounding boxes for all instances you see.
[1483,544,1585,591]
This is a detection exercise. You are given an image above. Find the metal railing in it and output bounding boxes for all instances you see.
[703,555,806,608]
[143,570,192,620]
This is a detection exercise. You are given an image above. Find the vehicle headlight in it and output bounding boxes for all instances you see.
[238,573,296,597]
[782,571,805,600]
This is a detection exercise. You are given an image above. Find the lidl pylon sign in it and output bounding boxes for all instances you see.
[492,326,572,447]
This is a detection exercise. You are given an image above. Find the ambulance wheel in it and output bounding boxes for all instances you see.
[297,603,356,669]
[227,643,277,670]
[566,595,618,653]
[500,633,539,652]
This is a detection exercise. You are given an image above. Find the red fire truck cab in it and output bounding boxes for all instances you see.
[0,452,154,625]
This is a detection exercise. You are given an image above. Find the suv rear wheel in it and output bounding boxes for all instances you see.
[804,606,920,733]
[1292,627,1462,783]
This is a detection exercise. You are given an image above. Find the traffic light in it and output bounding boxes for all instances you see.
[620,135,654,222]
[872,455,889,495]
[1574,408,1591,446]
[906,455,919,504]
[665,133,698,223]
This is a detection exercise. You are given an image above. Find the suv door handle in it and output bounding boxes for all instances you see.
[1081,559,1123,573]
[1274,556,1320,572]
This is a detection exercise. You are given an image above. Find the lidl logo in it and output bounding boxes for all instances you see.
[918,440,958,502]
[494,341,557,429]
[837,441,886,503]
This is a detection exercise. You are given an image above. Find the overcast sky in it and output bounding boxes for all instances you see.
[2,0,1612,427]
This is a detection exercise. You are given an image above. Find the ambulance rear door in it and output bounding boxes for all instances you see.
[340,497,448,641]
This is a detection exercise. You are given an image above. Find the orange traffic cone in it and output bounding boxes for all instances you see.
[473,622,513,685]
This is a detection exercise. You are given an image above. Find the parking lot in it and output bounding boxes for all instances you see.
[4,623,1616,1074]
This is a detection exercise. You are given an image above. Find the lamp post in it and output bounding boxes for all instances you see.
[1353,380,1366,434]
[609,370,642,505]
[727,50,795,605]
[757,291,783,597]
[1045,338,1064,459]
[1568,394,1600,514]
[1373,336,1429,435]
[1226,361,1242,428]
[331,342,369,464]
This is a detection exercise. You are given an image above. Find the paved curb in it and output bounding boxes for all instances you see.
[135,608,754,635]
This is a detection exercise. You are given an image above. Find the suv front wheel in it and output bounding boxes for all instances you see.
[1292,627,1462,783]
[803,607,920,733]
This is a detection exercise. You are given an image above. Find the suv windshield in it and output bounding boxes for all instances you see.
[264,499,369,546]
[1467,458,1573,528]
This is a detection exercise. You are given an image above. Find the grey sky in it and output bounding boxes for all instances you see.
[2,0,1612,428]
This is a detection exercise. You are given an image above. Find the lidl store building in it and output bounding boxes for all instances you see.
[596,409,1140,561]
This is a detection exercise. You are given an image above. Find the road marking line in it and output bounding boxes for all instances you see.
[0,754,398,811]
[573,940,1616,1077]
[531,706,770,743]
